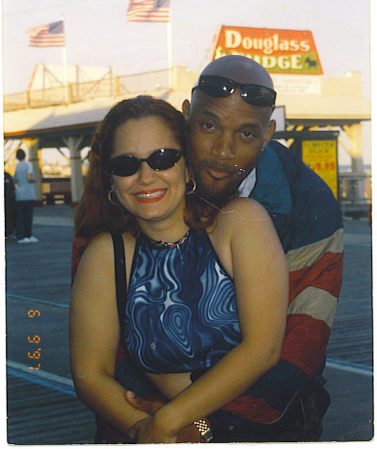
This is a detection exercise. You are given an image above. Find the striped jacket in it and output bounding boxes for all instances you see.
[221,140,344,423]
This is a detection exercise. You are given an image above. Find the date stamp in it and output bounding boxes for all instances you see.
[27,309,41,370]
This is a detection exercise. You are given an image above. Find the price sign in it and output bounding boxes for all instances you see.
[302,140,338,199]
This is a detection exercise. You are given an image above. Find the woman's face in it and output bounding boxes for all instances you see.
[111,115,187,228]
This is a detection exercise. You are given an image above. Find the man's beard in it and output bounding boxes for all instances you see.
[188,155,251,208]
[194,175,243,208]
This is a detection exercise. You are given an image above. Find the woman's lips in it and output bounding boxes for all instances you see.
[133,188,167,203]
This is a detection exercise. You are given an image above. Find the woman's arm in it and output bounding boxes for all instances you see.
[130,198,288,442]
[69,232,149,434]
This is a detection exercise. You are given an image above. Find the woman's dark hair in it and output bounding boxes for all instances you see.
[74,95,217,239]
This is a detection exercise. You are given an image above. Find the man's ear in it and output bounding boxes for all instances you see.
[264,119,276,147]
[182,99,190,120]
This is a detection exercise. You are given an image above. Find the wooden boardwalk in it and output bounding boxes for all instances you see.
[7,373,96,444]
[5,206,373,444]
[326,218,373,367]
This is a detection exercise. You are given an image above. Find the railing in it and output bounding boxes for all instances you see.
[3,69,171,112]
[338,172,371,218]
[42,177,72,205]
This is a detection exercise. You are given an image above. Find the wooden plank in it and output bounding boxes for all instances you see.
[7,374,96,445]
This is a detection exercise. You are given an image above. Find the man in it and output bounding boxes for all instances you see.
[122,55,344,441]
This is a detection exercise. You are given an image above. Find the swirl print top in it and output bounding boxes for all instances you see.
[124,229,241,374]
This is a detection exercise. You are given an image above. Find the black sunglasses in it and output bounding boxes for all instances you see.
[107,148,183,177]
[195,75,276,108]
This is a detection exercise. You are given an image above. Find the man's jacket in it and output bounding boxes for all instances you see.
[222,139,344,423]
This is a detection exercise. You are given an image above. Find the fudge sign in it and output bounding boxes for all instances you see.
[210,26,323,74]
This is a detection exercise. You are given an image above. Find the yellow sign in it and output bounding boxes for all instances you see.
[302,140,338,199]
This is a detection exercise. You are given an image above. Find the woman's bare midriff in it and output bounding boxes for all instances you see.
[146,371,192,399]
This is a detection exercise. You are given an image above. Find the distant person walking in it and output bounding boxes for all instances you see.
[14,149,38,243]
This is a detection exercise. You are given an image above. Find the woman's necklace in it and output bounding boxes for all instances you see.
[146,229,190,249]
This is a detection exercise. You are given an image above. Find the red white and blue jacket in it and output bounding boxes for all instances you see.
[221,139,344,423]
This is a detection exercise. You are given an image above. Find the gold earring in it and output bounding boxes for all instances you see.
[108,188,120,205]
[186,178,197,195]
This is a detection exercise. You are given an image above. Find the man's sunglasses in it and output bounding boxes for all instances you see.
[195,75,276,108]
[107,148,183,177]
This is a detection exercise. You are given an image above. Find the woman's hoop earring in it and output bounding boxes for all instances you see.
[108,188,120,205]
[186,178,197,195]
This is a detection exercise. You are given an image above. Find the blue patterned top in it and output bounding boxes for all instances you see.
[124,229,241,374]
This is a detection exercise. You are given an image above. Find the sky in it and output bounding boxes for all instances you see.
[1,0,372,165]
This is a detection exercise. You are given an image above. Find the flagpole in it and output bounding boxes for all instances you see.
[61,16,69,104]
[167,5,172,89]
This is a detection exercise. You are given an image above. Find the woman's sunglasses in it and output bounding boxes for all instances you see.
[107,148,183,177]
[194,75,276,108]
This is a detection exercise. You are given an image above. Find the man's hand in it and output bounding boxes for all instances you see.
[125,390,166,415]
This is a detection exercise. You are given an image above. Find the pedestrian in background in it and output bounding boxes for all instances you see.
[14,149,38,243]
[4,168,16,238]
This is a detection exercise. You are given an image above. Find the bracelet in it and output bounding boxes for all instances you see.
[193,418,214,442]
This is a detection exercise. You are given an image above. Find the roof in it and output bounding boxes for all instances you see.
[3,68,371,148]
[3,89,190,149]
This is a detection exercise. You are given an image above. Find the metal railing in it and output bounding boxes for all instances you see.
[3,69,171,112]
[338,172,371,218]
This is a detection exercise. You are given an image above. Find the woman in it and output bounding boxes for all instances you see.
[70,96,288,443]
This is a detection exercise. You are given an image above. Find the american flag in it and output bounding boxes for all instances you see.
[126,0,170,22]
[26,20,65,47]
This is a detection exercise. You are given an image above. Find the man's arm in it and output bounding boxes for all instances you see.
[241,139,344,421]
[226,226,344,423]
[283,228,344,375]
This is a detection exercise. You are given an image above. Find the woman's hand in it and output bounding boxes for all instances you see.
[128,416,178,443]
[125,391,201,443]
[177,424,201,443]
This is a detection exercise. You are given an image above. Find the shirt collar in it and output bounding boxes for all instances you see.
[238,168,256,197]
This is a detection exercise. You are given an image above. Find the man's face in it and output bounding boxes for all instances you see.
[183,89,275,205]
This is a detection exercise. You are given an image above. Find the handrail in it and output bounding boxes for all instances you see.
[3,68,171,112]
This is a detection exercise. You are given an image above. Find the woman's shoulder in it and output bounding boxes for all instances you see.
[83,231,135,258]
[217,197,271,229]
[208,199,270,279]
[87,231,113,247]
[80,232,113,264]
